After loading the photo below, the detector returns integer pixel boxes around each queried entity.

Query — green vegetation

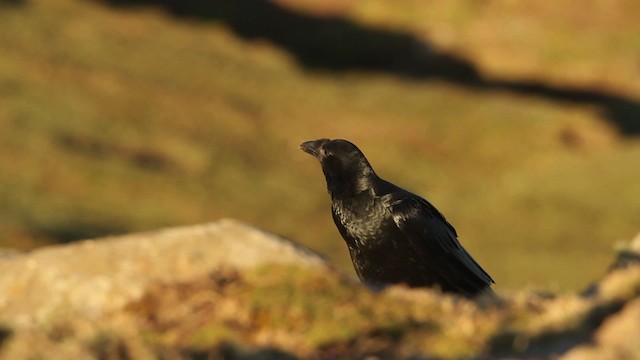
[1,0,639,292]
[5,258,640,359]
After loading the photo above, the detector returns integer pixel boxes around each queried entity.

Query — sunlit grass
[0,0,639,291]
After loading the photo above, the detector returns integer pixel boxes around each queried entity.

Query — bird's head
[300,139,377,197]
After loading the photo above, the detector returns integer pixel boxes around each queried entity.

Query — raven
[300,138,494,297]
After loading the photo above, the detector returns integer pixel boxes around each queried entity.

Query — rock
[560,299,640,360]
[610,231,640,270]
[0,221,638,360]
[0,219,328,328]
[595,299,640,354]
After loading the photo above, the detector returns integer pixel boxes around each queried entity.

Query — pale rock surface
[0,219,328,328]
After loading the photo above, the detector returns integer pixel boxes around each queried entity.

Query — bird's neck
[325,168,378,201]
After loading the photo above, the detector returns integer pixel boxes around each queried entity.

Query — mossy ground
[3,262,636,359]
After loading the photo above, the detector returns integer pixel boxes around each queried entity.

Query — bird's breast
[331,197,392,247]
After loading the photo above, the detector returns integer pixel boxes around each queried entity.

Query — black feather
[300,138,494,297]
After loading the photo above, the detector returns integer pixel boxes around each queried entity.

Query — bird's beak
[300,139,329,158]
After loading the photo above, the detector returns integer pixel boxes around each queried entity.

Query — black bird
[300,138,494,297]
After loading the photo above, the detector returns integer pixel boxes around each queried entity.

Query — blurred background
[1,0,639,292]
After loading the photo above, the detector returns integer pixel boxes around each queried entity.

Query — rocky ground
[0,219,638,359]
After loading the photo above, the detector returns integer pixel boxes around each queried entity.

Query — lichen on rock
[0,222,639,360]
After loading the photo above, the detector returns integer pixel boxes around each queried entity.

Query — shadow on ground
[31,221,131,243]
[91,0,639,135]
[0,0,27,6]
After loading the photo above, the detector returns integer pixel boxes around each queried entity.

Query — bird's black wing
[378,186,494,295]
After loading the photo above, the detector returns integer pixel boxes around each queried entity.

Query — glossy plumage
[300,138,494,297]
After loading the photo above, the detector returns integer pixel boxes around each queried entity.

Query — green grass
[0,0,639,291]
